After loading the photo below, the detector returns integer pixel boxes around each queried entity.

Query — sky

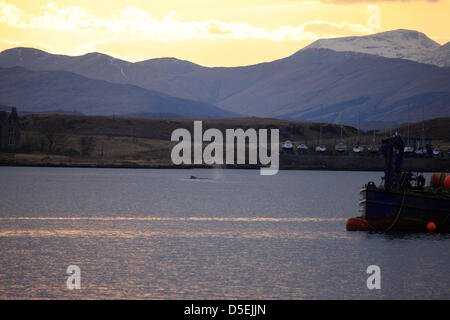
[0,0,449,67]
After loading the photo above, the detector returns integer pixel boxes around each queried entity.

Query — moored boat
[404,146,414,154]
[335,140,347,152]
[415,147,425,156]
[352,110,364,154]
[347,134,450,233]
[404,104,413,155]
[315,145,327,152]
[282,140,294,151]
[368,144,379,153]
[368,129,379,153]
[297,143,309,154]
[315,120,326,153]
[415,106,427,157]
[433,147,441,156]
[358,181,450,232]
[335,124,347,152]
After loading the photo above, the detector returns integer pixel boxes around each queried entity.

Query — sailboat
[415,106,426,156]
[315,145,326,153]
[282,140,294,151]
[297,143,309,153]
[315,124,327,152]
[352,110,364,153]
[368,106,379,153]
[415,147,425,156]
[368,130,379,153]
[335,124,347,152]
[404,104,414,154]
[315,108,327,152]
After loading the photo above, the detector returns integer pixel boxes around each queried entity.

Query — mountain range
[0,29,449,127]
[0,66,235,118]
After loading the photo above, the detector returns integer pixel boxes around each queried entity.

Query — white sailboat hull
[353,146,364,153]
[315,146,327,152]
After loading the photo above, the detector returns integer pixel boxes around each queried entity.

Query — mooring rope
[384,188,407,232]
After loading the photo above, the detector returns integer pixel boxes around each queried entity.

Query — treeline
[20,122,96,156]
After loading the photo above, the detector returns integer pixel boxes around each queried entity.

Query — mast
[389,107,393,136]
[319,106,323,146]
[372,106,376,145]
[319,123,322,145]
[357,109,361,145]
[407,103,410,147]
[421,105,425,149]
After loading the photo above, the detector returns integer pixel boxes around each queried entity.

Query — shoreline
[1,154,449,172]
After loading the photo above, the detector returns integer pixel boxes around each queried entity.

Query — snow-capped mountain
[304,29,450,67]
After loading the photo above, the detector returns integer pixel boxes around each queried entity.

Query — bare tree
[80,136,96,156]
[39,122,67,153]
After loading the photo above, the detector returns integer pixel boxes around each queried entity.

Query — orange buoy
[444,176,450,189]
[430,173,446,188]
[346,217,369,231]
[427,221,436,232]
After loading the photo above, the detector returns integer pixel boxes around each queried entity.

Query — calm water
[0,167,449,299]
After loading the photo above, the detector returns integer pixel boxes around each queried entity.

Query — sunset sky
[0,0,449,66]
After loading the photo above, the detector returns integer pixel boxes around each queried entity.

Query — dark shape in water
[189,175,210,180]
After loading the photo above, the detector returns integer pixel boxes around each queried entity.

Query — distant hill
[0,47,205,89]
[0,66,237,118]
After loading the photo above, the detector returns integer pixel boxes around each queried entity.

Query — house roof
[0,108,21,128]
[8,107,19,122]
[0,111,7,125]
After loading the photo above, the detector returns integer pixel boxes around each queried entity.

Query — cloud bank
[0,1,374,42]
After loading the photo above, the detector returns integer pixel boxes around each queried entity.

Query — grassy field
[1,114,449,169]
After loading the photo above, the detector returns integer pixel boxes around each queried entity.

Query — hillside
[0,66,236,118]
[17,113,450,148]
[389,117,450,142]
